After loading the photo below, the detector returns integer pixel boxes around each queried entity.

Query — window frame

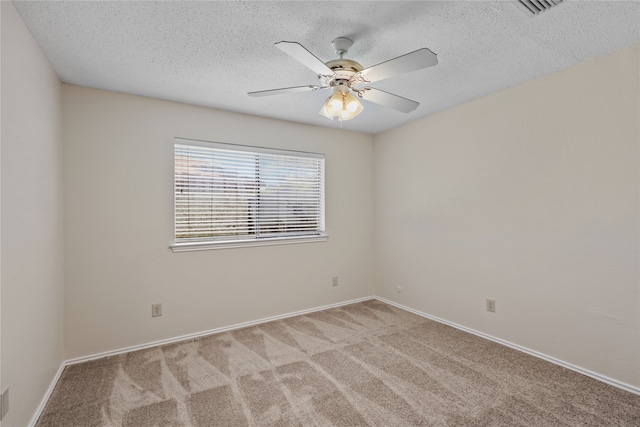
[170,138,328,252]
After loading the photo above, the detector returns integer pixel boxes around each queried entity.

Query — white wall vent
[515,0,564,17]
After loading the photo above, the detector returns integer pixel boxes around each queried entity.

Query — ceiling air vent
[515,0,564,17]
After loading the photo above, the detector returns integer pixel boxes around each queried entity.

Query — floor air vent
[515,0,564,17]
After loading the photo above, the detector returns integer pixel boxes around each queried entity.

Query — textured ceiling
[13,1,640,134]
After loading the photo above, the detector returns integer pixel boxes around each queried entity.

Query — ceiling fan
[248,37,438,121]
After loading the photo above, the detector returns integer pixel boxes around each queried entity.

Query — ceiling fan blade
[359,88,420,113]
[248,85,327,97]
[359,48,437,83]
[275,41,335,76]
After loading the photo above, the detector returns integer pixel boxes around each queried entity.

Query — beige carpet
[36,300,640,426]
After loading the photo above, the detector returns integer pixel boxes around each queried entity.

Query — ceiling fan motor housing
[319,59,363,86]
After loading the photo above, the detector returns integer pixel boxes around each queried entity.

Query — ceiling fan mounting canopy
[248,36,438,120]
[332,37,353,57]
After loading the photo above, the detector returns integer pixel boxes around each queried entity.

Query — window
[171,138,326,251]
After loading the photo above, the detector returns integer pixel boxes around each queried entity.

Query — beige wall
[62,85,375,359]
[0,4,3,426]
[374,44,640,387]
[0,3,3,426]
[1,2,65,426]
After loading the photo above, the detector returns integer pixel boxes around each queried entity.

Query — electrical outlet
[1,387,9,420]
[396,286,402,293]
[152,303,162,317]
[332,276,339,287]
[486,299,496,313]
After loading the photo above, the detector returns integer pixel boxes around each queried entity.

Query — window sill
[170,234,328,252]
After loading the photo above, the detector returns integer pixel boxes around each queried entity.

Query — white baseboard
[375,296,640,396]
[65,295,375,366]
[28,362,65,427]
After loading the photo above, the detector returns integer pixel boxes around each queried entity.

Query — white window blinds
[174,138,325,246]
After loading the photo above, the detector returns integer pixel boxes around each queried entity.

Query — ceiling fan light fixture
[346,98,360,113]
[340,92,363,120]
[319,89,363,121]
[328,93,344,113]
[319,91,345,119]
[319,103,334,120]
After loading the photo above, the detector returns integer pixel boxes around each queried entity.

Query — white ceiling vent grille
[515,0,564,17]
